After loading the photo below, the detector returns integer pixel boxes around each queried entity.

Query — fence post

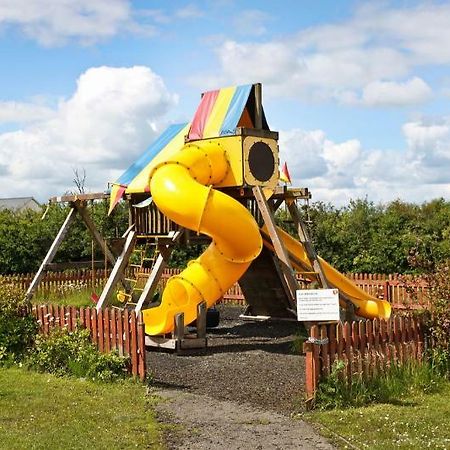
[137,312,147,381]
[304,325,320,408]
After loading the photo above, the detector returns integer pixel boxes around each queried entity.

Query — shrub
[28,327,130,382]
[407,259,450,377]
[0,279,37,363]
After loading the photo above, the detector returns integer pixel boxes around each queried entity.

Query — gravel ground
[147,304,335,449]
[147,304,307,414]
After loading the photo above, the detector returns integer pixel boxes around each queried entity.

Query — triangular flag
[108,184,126,215]
[279,161,292,184]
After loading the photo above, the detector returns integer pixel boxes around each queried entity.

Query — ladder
[118,241,159,307]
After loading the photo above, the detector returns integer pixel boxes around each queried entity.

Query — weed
[27,327,130,382]
[315,359,444,409]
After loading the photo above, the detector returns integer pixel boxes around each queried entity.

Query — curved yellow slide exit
[262,226,391,320]
[142,142,263,335]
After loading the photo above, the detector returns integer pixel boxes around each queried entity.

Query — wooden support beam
[50,192,109,203]
[287,201,356,320]
[73,201,116,266]
[96,231,136,311]
[253,186,298,308]
[134,231,182,314]
[287,201,329,289]
[271,197,284,213]
[26,207,77,300]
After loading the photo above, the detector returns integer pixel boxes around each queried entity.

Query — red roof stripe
[188,89,219,140]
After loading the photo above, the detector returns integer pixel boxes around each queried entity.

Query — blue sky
[0,0,449,204]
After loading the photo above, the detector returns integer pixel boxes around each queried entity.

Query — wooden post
[196,302,207,339]
[304,325,320,408]
[73,200,116,265]
[254,83,263,129]
[96,230,136,311]
[26,207,77,300]
[174,313,185,352]
[287,200,329,288]
[253,186,298,308]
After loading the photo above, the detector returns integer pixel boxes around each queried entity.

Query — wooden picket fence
[2,269,431,309]
[345,273,430,309]
[304,316,425,405]
[32,305,147,380]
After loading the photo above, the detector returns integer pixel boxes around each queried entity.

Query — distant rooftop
[0,197,41,212]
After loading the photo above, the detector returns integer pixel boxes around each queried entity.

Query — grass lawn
[0,367,163,449]
[308,382,450,449]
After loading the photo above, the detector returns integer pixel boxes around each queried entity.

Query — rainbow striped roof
[108,84,268,213]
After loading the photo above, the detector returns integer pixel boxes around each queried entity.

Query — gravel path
[147,304,335,449]
[153,388,334,450]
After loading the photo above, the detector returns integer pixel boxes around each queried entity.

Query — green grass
[0,367,163,449]
[308,381,450,449]
[33,289,94,307]
[32,287,126,308]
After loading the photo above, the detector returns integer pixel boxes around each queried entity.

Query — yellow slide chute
[142,142,262,335]
[262,226,391,320]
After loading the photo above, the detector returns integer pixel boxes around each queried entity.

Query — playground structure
[27,83,391,350]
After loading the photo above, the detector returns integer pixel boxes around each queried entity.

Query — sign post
[296,289,340,322]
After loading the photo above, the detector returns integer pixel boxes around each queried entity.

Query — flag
[108,184,126,215]
[279,161,292,184]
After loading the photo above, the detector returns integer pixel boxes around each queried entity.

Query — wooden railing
[32,305,147,380]
[3,270,430,309]
[304,316,425,405]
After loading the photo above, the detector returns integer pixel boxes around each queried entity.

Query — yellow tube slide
[262,226,391,320]
[142,142,262,335]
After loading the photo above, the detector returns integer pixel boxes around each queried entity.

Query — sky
[0,0,450,205]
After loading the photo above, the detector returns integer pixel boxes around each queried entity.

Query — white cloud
[0,101,55,124]
[279,119,450,205]
[0,66,177,200]
[361,77,432,106]
[0,0,155,46]
[195,3,450,105]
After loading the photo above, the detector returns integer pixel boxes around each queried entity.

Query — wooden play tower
[27,83,342,350]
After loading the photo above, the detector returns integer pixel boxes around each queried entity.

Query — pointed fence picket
[32,305,147,380]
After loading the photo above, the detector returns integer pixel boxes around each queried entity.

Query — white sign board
[296,289,340,322]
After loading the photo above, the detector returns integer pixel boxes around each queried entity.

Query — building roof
[0,197,41,212]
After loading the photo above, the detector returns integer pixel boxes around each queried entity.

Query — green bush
[28,327,130,382]
[424,261,450,378]
[0,279,37,363]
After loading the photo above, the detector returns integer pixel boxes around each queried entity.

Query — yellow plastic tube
[142,142,262,335]
[262,226,391,320]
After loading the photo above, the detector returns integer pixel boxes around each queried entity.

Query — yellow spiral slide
[142,141,263,335]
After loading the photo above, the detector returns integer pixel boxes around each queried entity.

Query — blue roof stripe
[219,84,252,136]
[115,123,188,186]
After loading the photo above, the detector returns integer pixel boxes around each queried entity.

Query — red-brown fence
[304,316,425,405]
[345,273,430,309]
[32,305,147,380]
[3,269,430,309]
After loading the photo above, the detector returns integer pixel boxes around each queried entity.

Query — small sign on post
[296,289,340,322]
